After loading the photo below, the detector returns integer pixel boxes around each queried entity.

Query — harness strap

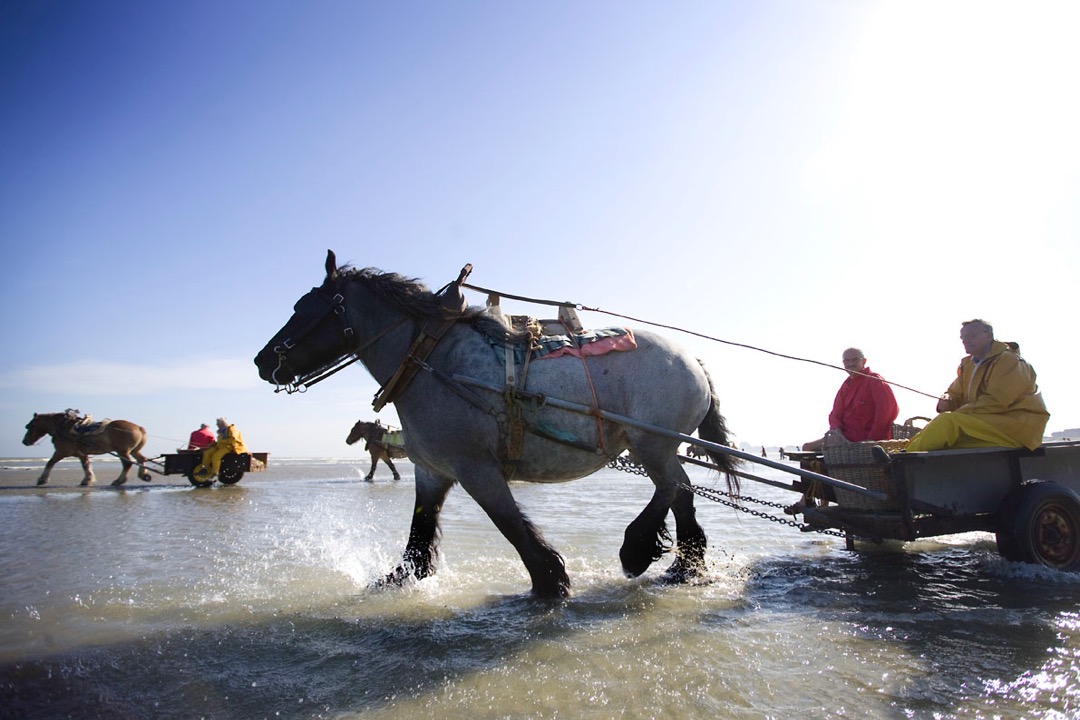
[372,264,473,411]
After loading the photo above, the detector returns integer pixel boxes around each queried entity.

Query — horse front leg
[36,451,66,486]
[364,451,377,482]
[381,465,454,587]
[459,468,570,599]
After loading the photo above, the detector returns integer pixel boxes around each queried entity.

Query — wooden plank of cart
[158,449,269,488]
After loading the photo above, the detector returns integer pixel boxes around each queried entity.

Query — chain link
[606,455,845,538]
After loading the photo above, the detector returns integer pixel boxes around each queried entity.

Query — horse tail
[696,361,740,494]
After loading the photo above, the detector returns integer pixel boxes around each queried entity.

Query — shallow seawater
[0,458,1076,719]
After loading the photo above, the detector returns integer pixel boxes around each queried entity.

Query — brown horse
[346,420,407,481]
[22,410,152,486]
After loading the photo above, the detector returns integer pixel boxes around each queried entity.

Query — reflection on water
[0,460,1076,719]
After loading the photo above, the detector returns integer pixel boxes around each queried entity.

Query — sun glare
[806,1,1079,257]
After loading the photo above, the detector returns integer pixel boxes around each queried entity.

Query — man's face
[960,324,993,359]
[842,352,866,377]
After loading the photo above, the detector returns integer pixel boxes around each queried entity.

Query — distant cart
[154,450,269,488]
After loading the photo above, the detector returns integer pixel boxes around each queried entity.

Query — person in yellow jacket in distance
[194,417,249,481]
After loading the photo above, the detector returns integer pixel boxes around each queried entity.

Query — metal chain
[606,456,845,538]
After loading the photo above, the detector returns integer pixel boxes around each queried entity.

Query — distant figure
[193,417,249,481]
[906,320,1049,452]
[802,348,899,451]
[187,423,215,450]
[761,446,767,458]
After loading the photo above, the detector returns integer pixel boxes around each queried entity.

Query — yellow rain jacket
[936,340,1049,450]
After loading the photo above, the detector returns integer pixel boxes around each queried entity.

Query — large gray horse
[255,250,737,598]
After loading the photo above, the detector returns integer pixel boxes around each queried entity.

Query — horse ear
[325,250,338,282]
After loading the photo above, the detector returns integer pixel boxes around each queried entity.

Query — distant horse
[23,410,152,486]
[255,250,738,598]
[346,419,408,481]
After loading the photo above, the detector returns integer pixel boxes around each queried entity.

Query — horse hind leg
[619,448,707,583]
[78,454,95,486]
[660,483,708,584]
[133,439,152,482]
[112,455,133,486]
[386,457,401,481]
[137,453,153,482]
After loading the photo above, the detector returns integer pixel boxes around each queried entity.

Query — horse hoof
[80,480,91,487]
[36,479,47,486]
[111,479,126,487]
[364,477,374,483]
[141,474,152,482]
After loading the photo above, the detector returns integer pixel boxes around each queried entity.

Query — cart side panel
[248,453,269,472]
[1019,442,1080,491]
[163,451,201,475]
[895,447,1020,514]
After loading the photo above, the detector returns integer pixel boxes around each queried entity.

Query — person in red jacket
[787,348,900,514]
[802,348,899,451]
[187,423,215,450]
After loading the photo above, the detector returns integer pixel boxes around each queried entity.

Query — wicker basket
[890,416,931,440]
[823,441,900,511]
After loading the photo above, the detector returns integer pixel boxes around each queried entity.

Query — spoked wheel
[1011,481,1080,571]
[218,453,247,485]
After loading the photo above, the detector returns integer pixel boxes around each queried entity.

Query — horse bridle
[271,284,411,394]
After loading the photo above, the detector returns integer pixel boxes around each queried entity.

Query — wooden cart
[159,449,269,488]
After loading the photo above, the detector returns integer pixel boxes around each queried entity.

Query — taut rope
[462,281,937,400]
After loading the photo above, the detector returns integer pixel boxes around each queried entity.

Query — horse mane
[335,266,532,344]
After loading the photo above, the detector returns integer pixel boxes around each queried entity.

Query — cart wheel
[187,464,215,489]
[218,453,246,485]
[1011,481,1080,571]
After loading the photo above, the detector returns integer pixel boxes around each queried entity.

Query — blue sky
[3,1,1078,459]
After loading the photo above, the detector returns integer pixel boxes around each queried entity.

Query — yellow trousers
[905,412,1023,452]
[200,444,234,475]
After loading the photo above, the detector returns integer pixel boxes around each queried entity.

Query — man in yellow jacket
[194,417,249,481]
[907,319,1049,452]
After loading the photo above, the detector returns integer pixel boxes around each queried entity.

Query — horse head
[22,413,54,446]
[346,420,376,446]
[254,250,363,392]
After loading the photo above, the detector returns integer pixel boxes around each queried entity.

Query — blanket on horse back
[64,410,110,438]
[496,315,637,364]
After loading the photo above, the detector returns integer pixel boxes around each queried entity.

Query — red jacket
[188,427,216,449]
[827,367,899,442]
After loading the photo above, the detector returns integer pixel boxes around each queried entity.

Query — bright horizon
[3,2,1078,459]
